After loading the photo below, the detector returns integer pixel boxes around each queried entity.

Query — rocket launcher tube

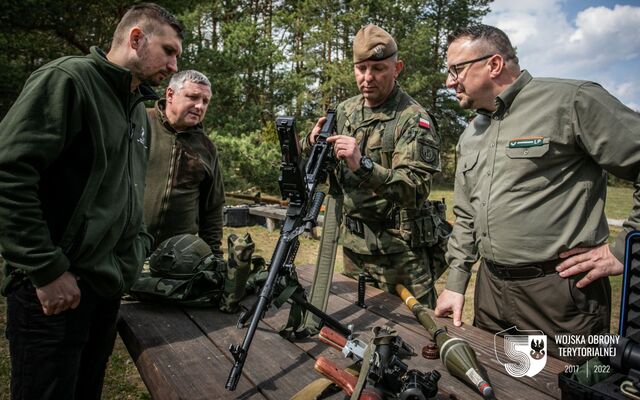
[395,284,495,399]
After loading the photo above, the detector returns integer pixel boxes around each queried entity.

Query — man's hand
[36,271,81,315]
[434,289,465,327]
[307,117,327,146]
[326,135,362,171]
[556,243,623,288]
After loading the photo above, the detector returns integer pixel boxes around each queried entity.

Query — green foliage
[213,130,281,193]
[0,0,493,182]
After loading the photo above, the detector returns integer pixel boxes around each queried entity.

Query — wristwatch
[356,156,374,178]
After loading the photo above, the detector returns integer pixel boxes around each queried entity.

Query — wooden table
[118,264,566,399]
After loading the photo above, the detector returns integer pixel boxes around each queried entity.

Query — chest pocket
[364,125,386,166]
[175,149,207,190]
[456,150,480,187]
[504,137,551,192]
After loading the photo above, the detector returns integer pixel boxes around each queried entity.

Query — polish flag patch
[419,117,431,129]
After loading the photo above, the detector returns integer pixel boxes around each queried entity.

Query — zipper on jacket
[124,90,157,233]
[155,140,179,241]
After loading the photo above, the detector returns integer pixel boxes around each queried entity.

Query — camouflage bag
[220,233,255,313]
[129,270,226,307]
[129,234,226,307]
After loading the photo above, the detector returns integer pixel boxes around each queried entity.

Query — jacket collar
[490,70,533,119]
[360,83,404,124]
[88,46,158,103]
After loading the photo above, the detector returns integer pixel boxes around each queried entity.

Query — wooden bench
[248,205,324,236]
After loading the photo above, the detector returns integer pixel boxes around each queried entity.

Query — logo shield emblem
[494,326,547,377]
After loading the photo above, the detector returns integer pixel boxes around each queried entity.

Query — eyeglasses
[447,54,494,81]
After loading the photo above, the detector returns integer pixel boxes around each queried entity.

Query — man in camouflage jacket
[303,24,442,306]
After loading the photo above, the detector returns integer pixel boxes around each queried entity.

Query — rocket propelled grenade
[396,284,495,399]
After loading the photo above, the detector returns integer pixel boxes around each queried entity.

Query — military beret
[353,24,397,64]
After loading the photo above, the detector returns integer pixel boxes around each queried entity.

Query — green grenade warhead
[396,284,494,399]
[149,234,214,279]
[220,233,255,313]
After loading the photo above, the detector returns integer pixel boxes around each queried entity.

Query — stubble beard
[131,43,164,87]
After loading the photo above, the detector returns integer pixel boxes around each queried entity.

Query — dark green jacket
[0,47,155,298]
[144,100,225,254]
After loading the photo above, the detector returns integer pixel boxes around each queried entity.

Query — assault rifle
[226,110,351,391]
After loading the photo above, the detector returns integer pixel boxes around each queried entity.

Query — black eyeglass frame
[447,54,494,80]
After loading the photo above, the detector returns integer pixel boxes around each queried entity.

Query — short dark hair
[448,24,519,64]
[112,3,184,45]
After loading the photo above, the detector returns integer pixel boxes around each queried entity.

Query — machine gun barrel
[396,284,495,399]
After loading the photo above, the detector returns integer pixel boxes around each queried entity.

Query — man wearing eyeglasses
[304,25,443,306]
[434,24,640,358]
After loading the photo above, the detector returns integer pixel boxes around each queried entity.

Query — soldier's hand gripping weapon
[226,110,351,391]
[396,284,495,399]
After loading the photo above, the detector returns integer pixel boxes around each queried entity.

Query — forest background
[0,0,495,192]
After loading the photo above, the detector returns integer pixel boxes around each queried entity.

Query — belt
[484,259,559,280]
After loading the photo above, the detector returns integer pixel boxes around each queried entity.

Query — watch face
[361,156,373,171]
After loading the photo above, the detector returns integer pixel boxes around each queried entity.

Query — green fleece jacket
[144,100,225,255]
[0,47,155,298]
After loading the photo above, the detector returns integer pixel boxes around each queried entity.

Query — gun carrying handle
[319,109,336,138]
[314,357,383,400]
[319,326,347,350]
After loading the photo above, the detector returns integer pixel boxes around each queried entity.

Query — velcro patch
[421,144,438,164]
[419,117,431,129]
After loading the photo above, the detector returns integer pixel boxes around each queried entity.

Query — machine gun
[316,326,441,399]
[226,111,350,391]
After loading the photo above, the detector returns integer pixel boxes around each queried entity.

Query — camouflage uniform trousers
[342,246,437,308]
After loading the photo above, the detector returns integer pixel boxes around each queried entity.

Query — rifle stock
[314,357,383,400]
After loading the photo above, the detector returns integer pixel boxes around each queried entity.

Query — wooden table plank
[118,302,265,400]
[188,307,322,400]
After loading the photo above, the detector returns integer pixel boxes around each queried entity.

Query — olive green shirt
[446,70,640,294]
[303,84,441,254]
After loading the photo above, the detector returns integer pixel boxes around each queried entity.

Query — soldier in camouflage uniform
[303,25,443,307]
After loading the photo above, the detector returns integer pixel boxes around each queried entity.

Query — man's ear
[166,87,174,103]
[488,54,504,78]
[394,59,405,78]
[129,27,144,50]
